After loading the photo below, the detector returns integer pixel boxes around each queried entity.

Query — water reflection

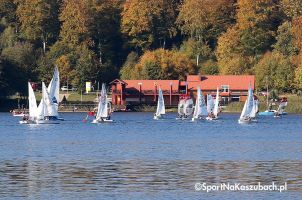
[0,160,301,198]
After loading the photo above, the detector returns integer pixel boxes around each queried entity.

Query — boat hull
[259,110,287,116]
[19,119,60,124]
[153,115,161,120]
[92,119,114,123]
[238,118,251,124]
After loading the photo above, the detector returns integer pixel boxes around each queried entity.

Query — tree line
[1,0,302,98]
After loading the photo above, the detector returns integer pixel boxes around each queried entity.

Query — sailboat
[154,87,165,120]
[19,82,38,124]
[238,86,254,124]
[92,83,113,123]
[250,99,259,120]
[192,87,207,121]
[176,96,193,120]
[47,66,64,120]
[20,82,60,124]
[206,88,220,120]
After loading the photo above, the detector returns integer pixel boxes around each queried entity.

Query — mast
[266,76,269,110]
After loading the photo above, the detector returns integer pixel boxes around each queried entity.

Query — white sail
[155,87,165,116]
[240,86,254,119]
[207,94,214,113]
[96,84,108,119]
[28,82,37,118]
[213,87,220,117]
[42,82,58,117]
[184,98,194,116]
[192,87,207,119]
[47,66,60,105]
[178,99,185,115]
[250,99,258,118]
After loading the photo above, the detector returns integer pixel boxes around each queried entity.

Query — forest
[1,0,302,97]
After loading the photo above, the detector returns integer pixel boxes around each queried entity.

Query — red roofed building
[110,75,255,106]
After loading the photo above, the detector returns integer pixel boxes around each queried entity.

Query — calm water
[0,112,301,200]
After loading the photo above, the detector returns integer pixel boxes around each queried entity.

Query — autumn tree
[236,0,282,57]
[177,0,236,45]
[281,0,302,19]
[15,0,60,52]
[134,49,196,80]
[121,0,178,51]
[59,0,93,47]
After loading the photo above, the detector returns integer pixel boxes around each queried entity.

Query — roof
[187,75,255,90]
[122,80,180,91]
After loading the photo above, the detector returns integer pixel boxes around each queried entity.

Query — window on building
[221,85,229,92]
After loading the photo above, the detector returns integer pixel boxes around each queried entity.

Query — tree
[120,51,139,79]
[281,0,302,19]
[236,0,282,57]
[134,49,196,80]
[1,42,37,77]
[0,0,17,25]
[180,38,212,66]
[177,0,236,45]
[121,0,178,51]
[216,25,252,74]
[15,0,60,51]
[59,0,93,47]
[292,16,302,51]
[74,45,100,90]
[255,52,294,91]
[273,21,299,56]
[91,0,123,66]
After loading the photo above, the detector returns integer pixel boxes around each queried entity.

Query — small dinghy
[176,96,193,120]
[47,66,64,121]
[238,86,255,124]
[92,84,113,123]
[153,87,165,120]
[206,87,220,121]
[192,87,207,121]
[20,82,60,124]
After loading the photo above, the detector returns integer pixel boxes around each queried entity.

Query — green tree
[1,42,37,77]
[0,0,17,25]
[281,0,302,19]
[15,0,60,51]
[255,52,294,91]
[273,21,299,56]
[180,38,212,67]
[121,0,178,51]
[120,51,139,79]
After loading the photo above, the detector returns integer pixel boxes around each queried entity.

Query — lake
[0,112,301,199]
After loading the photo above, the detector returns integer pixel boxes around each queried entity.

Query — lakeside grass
[224,95,302,113]
[6,92,302,113]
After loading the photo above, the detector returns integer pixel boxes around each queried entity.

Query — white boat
[206,87,220,121]
[250,99,259,120]
[47,66,64,121]
[20,82,60,124]
[176,97,193,120]
[92,83,113,123]
[192,87,207,121]
[153,87,165,120]
[238,86,254,124]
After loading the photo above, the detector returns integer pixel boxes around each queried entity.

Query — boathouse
[110,75,255,106]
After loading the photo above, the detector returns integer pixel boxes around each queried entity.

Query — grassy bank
[224,95,302,113]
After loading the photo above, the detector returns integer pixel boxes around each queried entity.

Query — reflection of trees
[0,160,301,198]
